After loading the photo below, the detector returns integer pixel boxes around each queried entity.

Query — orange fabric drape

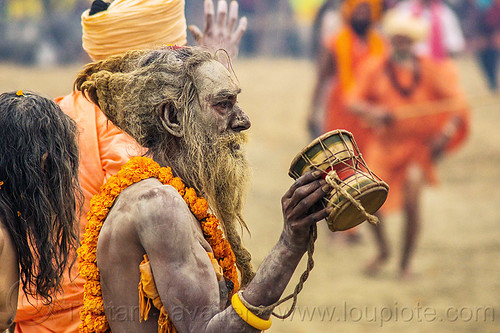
[323,25,387,152]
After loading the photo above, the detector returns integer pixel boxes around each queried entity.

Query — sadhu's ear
[159,101,182,137]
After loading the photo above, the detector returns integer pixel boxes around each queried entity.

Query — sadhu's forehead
[195,60,240,97]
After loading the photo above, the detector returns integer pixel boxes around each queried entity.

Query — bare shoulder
[0,218,18,269]
[0,218,14,263]
[111,178,196,241]
[125,178,189,217]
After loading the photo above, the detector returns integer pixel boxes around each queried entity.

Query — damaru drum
[289,130,389,231]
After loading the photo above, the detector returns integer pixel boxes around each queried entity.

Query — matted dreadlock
[75,46,255,286]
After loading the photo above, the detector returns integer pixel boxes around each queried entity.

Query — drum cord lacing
[246,133,379,320]
[324,171,380,226]
[239,224,317,320]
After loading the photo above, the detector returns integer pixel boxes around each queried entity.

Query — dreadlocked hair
[75,46,256,286]
[0,91,82,304]
[75,47,212,153]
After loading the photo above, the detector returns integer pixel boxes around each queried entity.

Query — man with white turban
[347,8,469,278]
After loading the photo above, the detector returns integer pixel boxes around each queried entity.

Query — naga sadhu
[73,46,387,333]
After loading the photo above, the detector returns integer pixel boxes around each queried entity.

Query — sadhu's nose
[230,108,251,132]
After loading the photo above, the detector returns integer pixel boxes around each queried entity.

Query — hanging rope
[239,224,318,319]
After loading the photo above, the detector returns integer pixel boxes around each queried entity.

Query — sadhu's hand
[188,0,247,59]
[365,107,395,128]
[281,170,332,249]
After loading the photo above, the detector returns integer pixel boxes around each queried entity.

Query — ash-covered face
[174,60,251,231]
[194,60,251,153]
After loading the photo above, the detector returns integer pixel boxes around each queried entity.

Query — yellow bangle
[231,292,272,331]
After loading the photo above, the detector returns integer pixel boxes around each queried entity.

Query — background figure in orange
[309,0,386,148]
[309,0,386,243]
[347,8,470,278]
[14,1,247,332]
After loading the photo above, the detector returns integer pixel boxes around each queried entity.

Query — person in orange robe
[14,1,248,332]
[347,8,470,278]
[309,0,386,243]
[309,0,386,151]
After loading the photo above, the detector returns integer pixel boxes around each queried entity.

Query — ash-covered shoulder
[122,178,192,227]
[120,179,197,247]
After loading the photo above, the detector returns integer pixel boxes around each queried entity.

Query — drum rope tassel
[324,170,380,226]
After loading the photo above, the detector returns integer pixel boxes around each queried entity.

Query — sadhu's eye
[216,101,232,109]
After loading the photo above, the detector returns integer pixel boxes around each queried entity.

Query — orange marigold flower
[93,315,110,333]
[169,177,185,195]
[192,198,209,219]
[183,187,197,206]
[78,156,240,332]
[84,280,102,297]
[158,167,173,183]
[83,297,104,314]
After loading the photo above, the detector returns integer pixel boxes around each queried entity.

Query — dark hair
[0,91,82,304]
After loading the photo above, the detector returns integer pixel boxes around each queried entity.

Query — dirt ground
[0,56,499,332]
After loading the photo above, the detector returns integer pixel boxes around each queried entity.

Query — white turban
[382,8,429,42]
[82,0,187,61]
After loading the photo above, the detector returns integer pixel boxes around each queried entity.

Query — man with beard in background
[74,46,332,332]
[308,0,386,148]
[308,0,386,243]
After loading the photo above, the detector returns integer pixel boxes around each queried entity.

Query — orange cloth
[347,56,469,212]
[15,91,141,333]
[341,0,383,21]
[82,0,187,61]
[137,253,222,333]
[138,255,177,333]
[324,25,387,152]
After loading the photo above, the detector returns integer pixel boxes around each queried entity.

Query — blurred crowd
[1,0,499,92]
[308,0,471,277]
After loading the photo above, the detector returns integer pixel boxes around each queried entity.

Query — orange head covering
[341,0,383,22]
[82,0,187,61]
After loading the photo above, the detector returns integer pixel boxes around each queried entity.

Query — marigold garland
[77,156,240,333]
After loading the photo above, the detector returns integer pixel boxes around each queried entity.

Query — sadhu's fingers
[290,183,330,218]
[188,25,203,43]
[204,0,215,33]
[288,179,327,210]
[306,205,332,225]
[232,17,247,45]
[227,1,239,32]
[216,0,228,32]
[283,170,323,200]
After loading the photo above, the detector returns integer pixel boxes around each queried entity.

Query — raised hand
[188,0,248,59]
